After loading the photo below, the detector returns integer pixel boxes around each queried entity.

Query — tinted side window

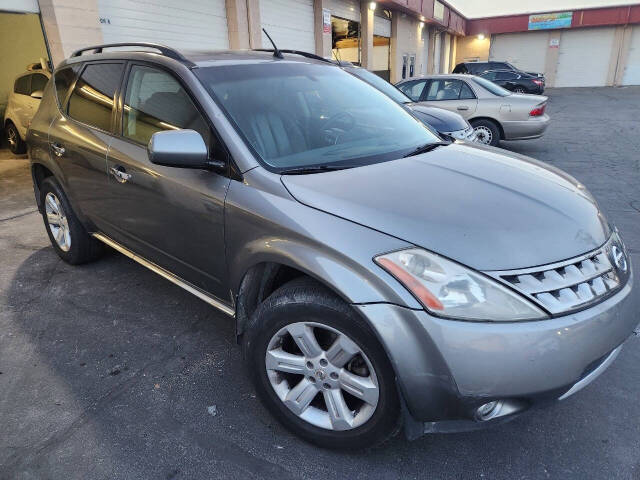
[397,80,426,101]
[459,82,476,99]
[496,72,516,80]
[30,74,48,94]
[426,79,463,101]
[67,63,124,131]
[491,62,509,70]
[54,66,80,108]
[122,65,211,146]
[14,75,30,95]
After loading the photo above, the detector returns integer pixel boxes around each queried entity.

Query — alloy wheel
[265,321,379,431]
[45,192,71,252]
[7,126,17,149]
[474,126,493,145]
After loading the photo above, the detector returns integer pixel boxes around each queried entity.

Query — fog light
[476,400,503,421]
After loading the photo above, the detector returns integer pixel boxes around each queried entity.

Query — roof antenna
[262,28,283,59]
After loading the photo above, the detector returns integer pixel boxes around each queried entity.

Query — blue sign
[528,12,573,30]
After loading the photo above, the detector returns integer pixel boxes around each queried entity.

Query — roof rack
[253,49,335,64]
[70,42,194,66]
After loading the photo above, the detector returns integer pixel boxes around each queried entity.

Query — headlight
[375,248,547,321]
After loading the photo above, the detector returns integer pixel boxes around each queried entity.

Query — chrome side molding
[92,233,235,317]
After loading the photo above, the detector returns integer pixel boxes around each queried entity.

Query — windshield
[346,67,412,104]
[471,76,512,97]
[195,62,439,171]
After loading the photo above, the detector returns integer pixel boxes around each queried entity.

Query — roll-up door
[555,27,615,87]
[622,26,640,86]
[329,0,360,22]
[373,14,391,80]
[98,0,229,50]
[2,0,39,13]
[489,31,549,74]
[260,0,315,52]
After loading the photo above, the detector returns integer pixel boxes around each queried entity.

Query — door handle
[457,106,469,111]
[51,143,65,157]
[110,166,132,183]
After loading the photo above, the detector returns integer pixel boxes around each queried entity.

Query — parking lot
[1,86,639,479]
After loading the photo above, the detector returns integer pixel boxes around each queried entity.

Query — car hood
[281,143,609,271]
[406,104,469,132]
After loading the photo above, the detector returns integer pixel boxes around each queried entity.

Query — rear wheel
[5,122,26,154]
[243,278,400,449]
[471,119,500,146]
[40,177,104,264]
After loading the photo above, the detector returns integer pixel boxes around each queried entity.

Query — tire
[471,119,501,146]
[40,176,104,264]
[5,122,26,154]
[243,277,400,449]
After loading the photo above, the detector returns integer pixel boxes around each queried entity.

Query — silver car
[27,44,637,449]
[396,74,550,146]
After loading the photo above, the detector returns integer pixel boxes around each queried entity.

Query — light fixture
[477,33,485,40]
[369,1,376,10]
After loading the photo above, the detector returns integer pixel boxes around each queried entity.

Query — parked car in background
[453,61,545,82]
[341,64,476,142]
[479,69,545,94]
[396,74,549,146]
[4,60,50,154]
[27,44,637,450]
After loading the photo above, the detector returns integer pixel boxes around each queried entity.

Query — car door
[419,79,478,119]
[49,62,124,225]
[495,71,518,90]
[101,63,231,299]
[396,80,428,102]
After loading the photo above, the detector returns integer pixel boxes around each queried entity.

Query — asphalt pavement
[1,86,639,479]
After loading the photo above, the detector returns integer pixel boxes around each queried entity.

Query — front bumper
[502,114,550,140]
[355,274,638,437]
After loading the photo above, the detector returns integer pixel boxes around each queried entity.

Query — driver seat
[245,108,308,160]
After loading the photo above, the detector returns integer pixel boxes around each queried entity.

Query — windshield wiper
[402,141,450,158]
[279,164,356,175]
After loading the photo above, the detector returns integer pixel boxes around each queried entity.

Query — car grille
[486,237,626,315]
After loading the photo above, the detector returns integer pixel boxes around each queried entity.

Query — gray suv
[27,43,637,449]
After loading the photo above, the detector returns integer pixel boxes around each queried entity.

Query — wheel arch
[469,116,504,140]
[31,162,55,212]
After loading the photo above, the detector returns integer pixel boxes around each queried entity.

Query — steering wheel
[321,111,356,144]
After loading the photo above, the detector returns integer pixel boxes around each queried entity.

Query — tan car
[395,74,550,146]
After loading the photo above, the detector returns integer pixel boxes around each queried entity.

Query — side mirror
[148,129,224,171]
[31,90,43,99]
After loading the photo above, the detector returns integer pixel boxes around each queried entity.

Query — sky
[448,0,639,19]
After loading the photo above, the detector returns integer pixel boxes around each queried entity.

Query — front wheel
[243,278,400,449]
[471,119,501,146]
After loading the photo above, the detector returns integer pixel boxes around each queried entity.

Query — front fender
[224,169,421,309]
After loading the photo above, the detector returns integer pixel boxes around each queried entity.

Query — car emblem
[611,245,628,273]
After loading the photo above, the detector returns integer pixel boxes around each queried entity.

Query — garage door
[98,0,229,50]
[1,0,38,13]
[622,26,640,86]
[260,0,315,52]
[555,28,615,87]
[329,0,361,22]
[490,31,549,74]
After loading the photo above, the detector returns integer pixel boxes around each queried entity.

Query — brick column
[360,1,374,69]
[543,31,561,88]
[226,0,250,49]
[314,0,332,58]
[39,0,103,67]
[246,0,262,49]
[389,13,400,82]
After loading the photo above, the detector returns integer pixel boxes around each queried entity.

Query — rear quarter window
[14,75,30,95]
[54,65,81,108]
